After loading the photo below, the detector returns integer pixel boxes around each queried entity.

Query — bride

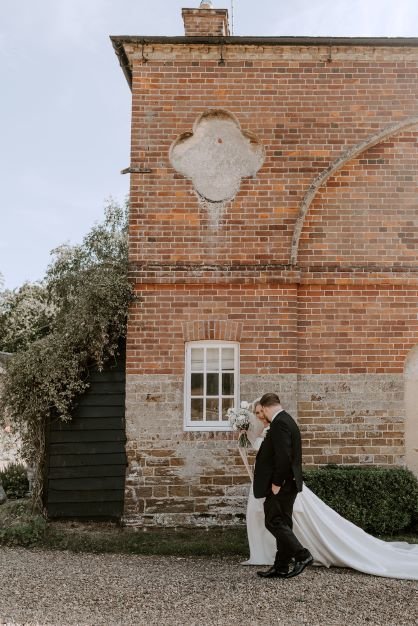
[242,400,418,581]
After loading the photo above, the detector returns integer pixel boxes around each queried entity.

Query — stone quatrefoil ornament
[169,110,265,226]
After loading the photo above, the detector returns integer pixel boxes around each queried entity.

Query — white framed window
[184,341,239,431]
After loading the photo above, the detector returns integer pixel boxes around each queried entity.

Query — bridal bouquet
[226,401,252,448]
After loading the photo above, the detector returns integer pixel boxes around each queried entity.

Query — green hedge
[303,466,418,535]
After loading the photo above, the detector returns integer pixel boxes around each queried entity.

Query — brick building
[111,2,418,527]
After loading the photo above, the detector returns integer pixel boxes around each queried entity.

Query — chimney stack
[182,2,230,37]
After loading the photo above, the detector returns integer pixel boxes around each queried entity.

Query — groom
[253,392,313,579]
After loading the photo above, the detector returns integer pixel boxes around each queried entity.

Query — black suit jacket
[253,410,303,498]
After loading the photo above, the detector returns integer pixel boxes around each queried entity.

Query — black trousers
[263,482,309,567]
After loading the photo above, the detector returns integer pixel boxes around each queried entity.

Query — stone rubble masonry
[113,6,418,526]
[298,374,405,468]
[124,374,297,527]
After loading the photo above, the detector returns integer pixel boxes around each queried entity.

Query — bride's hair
[247,397,265,442]
[250,397,262,413]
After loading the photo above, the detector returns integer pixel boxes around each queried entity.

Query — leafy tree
[0,282,55,353]
[0,199,132,506]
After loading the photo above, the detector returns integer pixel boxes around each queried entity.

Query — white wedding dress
[243,435,418,581]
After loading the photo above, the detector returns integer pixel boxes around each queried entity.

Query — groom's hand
[271,483,280,495]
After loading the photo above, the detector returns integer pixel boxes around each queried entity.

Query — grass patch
[46,522,249,557]
[0,499,417,556]
[0,499,248,556]
[0,499,47,547]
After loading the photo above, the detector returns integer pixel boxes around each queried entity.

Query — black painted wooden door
[45,354,127,519]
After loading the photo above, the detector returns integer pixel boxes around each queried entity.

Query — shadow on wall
[405,345,418,477]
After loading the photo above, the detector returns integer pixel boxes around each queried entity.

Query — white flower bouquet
[226,401,252,447]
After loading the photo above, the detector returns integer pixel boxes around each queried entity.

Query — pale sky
[1,0,418,289]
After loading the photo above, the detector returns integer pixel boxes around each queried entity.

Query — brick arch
[182,320,242,342]
[291,115,418,266]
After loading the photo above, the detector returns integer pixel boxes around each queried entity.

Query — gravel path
[0,547,416,626]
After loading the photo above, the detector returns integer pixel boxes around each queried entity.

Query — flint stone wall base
[123,372,407,526]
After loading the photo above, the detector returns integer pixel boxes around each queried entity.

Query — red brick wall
[119,37,418,524]
[127,284,298,375]
[299,131,418,268]
[298,284,418,374]
[182,8,229,37]
[129,54,418,269]
[128,46,418,374]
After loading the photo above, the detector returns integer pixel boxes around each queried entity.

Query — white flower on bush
[240,400,250,409]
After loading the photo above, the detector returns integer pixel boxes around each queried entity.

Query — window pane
[191,373,204,396]
[206,373,219,396]
[222,372,234,395]
[186,343,238,429]
[191,348,204,372]
[191,398,204,421]
[222,397,234,417]
[206,348,219,371]
[222,348,235,370]
[206,398,219,421]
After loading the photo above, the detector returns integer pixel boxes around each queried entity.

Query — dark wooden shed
[44,351,127,520]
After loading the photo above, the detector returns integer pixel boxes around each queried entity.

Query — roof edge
[110,34,418,47]
[110,34,418,90]
[110,37,133,89]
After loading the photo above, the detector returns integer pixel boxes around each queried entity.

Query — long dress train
[243,436,418,580]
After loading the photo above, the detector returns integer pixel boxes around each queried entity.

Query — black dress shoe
[257,565,288,578]
[284,554,313,579]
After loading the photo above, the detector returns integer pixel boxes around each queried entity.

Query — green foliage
[0,499,47,547]
[304,466,418,535]
[0,462,29,499]
[45,525,250,556]
[0,500,249,554]
[0,499,417,554]
[46,200,131,366]
[0,199,133,505]
[0,282,55,352]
